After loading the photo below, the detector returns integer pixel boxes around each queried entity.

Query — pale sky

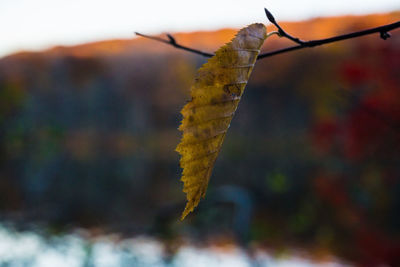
[1,0,399,58]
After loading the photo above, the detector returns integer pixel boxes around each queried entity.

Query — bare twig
[134,32,213,57]
[258,9,400,59]
[135,8,400,60]
[263,8,306,45]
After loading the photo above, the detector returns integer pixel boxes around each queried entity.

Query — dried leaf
[176,23,267,220]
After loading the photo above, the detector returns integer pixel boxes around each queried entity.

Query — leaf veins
[176,23,267,220]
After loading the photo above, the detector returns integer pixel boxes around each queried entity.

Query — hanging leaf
[176,23,268,220]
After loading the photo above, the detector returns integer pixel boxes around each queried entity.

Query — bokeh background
[1,1,400,266]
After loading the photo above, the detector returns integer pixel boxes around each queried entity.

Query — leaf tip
[180,203,193,221]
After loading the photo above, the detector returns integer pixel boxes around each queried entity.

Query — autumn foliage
[0,12,399,265]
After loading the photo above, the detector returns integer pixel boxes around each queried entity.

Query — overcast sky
[1,0,399,57]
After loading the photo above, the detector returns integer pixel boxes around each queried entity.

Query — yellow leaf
[176,23,267,220]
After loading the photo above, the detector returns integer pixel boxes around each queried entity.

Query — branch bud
[264,8,276,24]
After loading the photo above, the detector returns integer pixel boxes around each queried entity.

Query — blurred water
[0,224,348,267]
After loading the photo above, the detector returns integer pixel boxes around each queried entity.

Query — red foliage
[340,61,371,86]
[311,119,339,154]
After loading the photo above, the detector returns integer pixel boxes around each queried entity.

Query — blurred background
[1,1,400,266]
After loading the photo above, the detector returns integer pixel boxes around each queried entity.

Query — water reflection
[0,225,347,267]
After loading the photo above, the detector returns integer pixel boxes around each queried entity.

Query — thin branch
[263,8,305,45]
[135,9,400,60]
[134,32,213,57]
[258,10,400,59]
